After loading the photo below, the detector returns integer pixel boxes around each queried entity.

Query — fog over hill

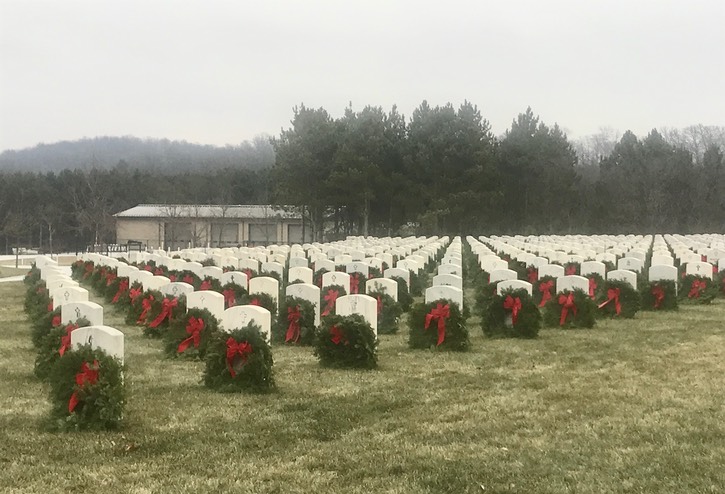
[0,135,276,172]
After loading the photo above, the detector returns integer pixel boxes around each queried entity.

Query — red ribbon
[200,280,212,291]
[565,265,577,276]
[598,288,621,315]
[47,302,53,312]
[144,265,152,272]
[177,317,204,353]
[183,274,195,285]
[527,268,539,283]
[225,338,252,377]
[105,272,117,286]
[688,279,707,298]
[558,293,578,325]
[285,306,302,343]
[112,279,129,304]
[376,295,383,315]
[503,296,522,325]
[52,314,61,327]
[68,360,99,413]
[223,289,236,308]
[83,264,94,279]
[701,255,707,262]
[651,284,665,309]
[330,325,347,345]
[425,303,450,346]
[350,273,360,294]
[137,295,155,324]
[154,268,164,276]
[249,298,260,306]
[169,274,177,282]
[242,268,254,282]
[322,289,339,316]
[588,277,597,299]
[129,288,142,303]
[538,281,554,307]
[149,297,178,328]
[58,323,79,356]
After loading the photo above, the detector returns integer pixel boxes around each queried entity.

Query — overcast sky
[1,0,723,152]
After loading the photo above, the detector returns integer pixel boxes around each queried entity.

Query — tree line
[0,102,723,253]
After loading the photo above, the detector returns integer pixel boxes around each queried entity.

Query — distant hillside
[0,135,276,172]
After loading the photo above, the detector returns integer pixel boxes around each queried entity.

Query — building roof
[114,204,300,220]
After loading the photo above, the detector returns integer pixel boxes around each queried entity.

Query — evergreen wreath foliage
[32,306,62,348]
[260,270,282,284]
[203,323,275,393]
[348,271,367,294]
[25,280,49,319]
[564,262,580,276]
[389,276,413,312]
[199,276,222,293]
[473,281,498,318]
[163,308,220,359]
[641,280,679,311]
[143,294,187,338]
[368,266,382,279]
[240,292,276,316]
[123,282,147,324]
[24,265,41,286]
[314,268,329,288]
[314,314,378,369]
[717,270,725,297]
[367,290,403,335]
[409,271,426,296]
[70,260,85,280]
[46,344,125,431]
[275,296,317,345]
[542,288,597,329]
[679,275,718,304]
[320,284,347,317]
[408,299,469,351]
[585,273,606,300]
[596,279,641,319]
[482,288,541,339]
[221,282,248,309]
[34,317,91,379]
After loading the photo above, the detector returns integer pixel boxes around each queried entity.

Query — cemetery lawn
[1,282,724,494]
[0,265,28,278]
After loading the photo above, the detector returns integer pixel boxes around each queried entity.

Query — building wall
[116,219,161,248]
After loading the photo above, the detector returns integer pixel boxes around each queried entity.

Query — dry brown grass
[0,280,723,493]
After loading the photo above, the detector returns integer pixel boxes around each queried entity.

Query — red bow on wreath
[539,281,554,307]
[651,284,665,309]
[137,295,155,324]
[330,325,348,345]
[68,360,99,413]
[565,265,577,276]
[183,274,195,285]
[350,274,360,294]
[169,274,177,282]
[149,297,178,328]
[503,295,522,325]
[105,272,117,286]
[58,323,79,356]
[223,289,236,308]
[200,280,212,291]
[112,279,129,304]
[598,288,621,315]
[225,338,252,377]
[558,293,577,326]
[376,296,383,315]
[129,287,142,303]
[588,277,597,299]
[527,268,539,283]
[285,306,302,343]
[249,298,260,306]
[154,268,164,276]
[688,279,707,298]
[83,264,94,279]
[322,289,339,317]
[177,317,204,353]
[425,303,450,346]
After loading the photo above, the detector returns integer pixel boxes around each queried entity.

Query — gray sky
[1,0,723,152]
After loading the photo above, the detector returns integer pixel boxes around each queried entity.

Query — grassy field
[1,281,724,493]
[0,265,29,278]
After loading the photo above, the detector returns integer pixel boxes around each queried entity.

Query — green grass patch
[0,281,724,493]
[0,265,29,278]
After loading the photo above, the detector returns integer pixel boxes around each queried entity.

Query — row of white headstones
[33,235,459,365]
[467,233,725,298]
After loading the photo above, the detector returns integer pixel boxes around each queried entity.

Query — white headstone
[365,277,399,302]
[580,261,606,278]
[289,257,309,269]
[220,271,248,289]
[322,271,351,292]
[489,269,518,283]
[186,291,225,321]
[607,269,637,288]
[496,280,533,296]
[539,264,565,279]
[222,305,272,343]
[50,286,89,310]
[288,266,314,285]
[158,282,195,298]
[335,294,378,336]
[383,267,410,287]
[685,261,713,280]
[431,274,463,290]
[142,275,171,291]
[617,257,643,273]
[556,275,589,294]
[425,285,463,308]
[61,301,103,327]
[285,283,321,326]
[71,325,125,364]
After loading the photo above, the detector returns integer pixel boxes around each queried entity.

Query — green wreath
[409,271,427,296]
[482,288,541,339]
[585,273,606,300]
[367,290,403,335]
[47,344,125,431]
[314,268,329,288]
[408,299,469,351]
[717,271,725,297]
[25,280,50,321]
[348,272,367,295]
[69,260,84,280]
[641,280,678,311]
[241,292,276,317]
[143,294,187,338]
[123,282,148,324]
[199,276,223,293]
[564,262,580,276]
[596,279,641,319]
[320,284,347,318]
[24,265,41,286]
[34,317,91,379]
[221,282,248,309]
[679,275,718,304]
[473,281,498,319]
[163,308,220,359]
[388,276,413,312]
[31,306,62,348]
[542,288,597,329]
[275,296,317,345]
[314,314,378,369]
[203,323,275,393]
